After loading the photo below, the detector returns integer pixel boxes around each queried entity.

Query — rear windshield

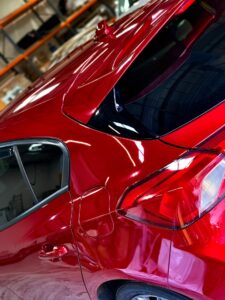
[89,2,225,139]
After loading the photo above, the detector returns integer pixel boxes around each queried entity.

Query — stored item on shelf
[0,74,31,111]
[17,30,39,50]
[42,26,96,72]
[66,0,88,13]
[0,0,98,78]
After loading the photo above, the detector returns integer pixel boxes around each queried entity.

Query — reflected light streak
[135,141,145,163]
[108,125,120,135]
[49,214,57,221]
[152,9,164,21]
[116,54,133,71]
[166,157,194,171]
[65,140,91,147]
[82,187,103,199]
[116,24,137,38]
[14,79,58,112]
[112,136,136,167]
[131,170,140,177]
[114,122,138,133]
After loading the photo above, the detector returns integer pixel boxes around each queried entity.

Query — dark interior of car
[0,144,62,224]
[90,1,225,138]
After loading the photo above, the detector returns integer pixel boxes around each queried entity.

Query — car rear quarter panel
[1,88,225,299]
[169,198,225,300]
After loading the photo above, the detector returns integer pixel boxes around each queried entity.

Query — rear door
[0,139,88,300]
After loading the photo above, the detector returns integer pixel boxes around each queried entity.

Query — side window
[18,143,64,201]
[0,140,69,229]
[0,147,35,225]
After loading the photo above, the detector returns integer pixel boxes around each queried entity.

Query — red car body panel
[0,98,185,299]
[0,191,88,299]
[0,1,225,300]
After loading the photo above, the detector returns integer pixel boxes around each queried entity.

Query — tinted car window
[0,140,69,229]
[89,3,225,139]
[0,147,35,224]
[18,143,64,201]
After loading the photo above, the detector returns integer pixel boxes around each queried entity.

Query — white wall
[0,0,25,19]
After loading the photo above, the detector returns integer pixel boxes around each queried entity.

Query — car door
[0,139,88,300]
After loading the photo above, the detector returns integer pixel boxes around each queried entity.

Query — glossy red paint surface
[0,1,225,300]
[0,192,88,299]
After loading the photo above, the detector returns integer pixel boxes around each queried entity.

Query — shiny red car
[1,0,225,299]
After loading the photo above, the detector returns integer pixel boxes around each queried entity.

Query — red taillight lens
[118,151,225,229]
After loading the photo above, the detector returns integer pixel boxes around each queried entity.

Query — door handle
[39,245,68,260]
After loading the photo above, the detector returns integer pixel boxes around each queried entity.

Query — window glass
[18,143,64,201]
[89,3,225,139]
[0,141,68,228]
[0,147,35,225]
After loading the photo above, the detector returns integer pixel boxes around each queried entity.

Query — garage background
[0,0,119,111]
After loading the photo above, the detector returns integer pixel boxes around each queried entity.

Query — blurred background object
[0,0,148,111]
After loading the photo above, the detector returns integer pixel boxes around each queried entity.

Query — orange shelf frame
[0,0,97,78]
[0,0,43,28]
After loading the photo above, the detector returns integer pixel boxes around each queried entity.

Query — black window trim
[0,138,70,232]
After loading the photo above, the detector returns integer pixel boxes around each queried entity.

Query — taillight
[118,151,225,229]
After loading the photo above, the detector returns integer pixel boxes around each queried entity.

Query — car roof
[0,0,195,124]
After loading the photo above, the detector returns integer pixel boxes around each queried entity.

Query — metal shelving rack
[0,0,97,78]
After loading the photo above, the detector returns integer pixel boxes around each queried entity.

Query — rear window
[89,2,225,139]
